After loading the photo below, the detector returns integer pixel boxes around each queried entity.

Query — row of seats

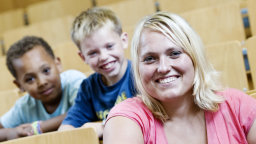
[0,1,253,53]
[0,0,131,37]
[0,8,25,41]
[0,127,99,144]
[1,0,255,40]
[247,89,256,98]
[247,0,256,36]
[25,0,93,24]
[0,0,93,51]
[206,41,248,91]
[157,0,239,13]
[2,15,74,52]
[0,89,20,116]
[246,36,256,89]
[0,0,46,13]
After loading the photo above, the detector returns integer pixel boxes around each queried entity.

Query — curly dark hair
[6,36,55,78]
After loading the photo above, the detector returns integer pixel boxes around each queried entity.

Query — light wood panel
[12,0,47,10]
[0,8,25,55]
[247,0,256,36]
[0,89,20,116]
[96,0,127,6]
[2,25,39,51]
[0,56,16,90]
[3,15,74,52]
[0,8,25,38]
[181,2,245,45]
[1,39,4,55]
[103,0,156,26]
[0,0,15,13]
[249,92,256,98]
[0,127,99,144]
[59,0,92,17]
[53,41,93,76]
[246,89,256,98]
[157,0,237,14]
[206,41,248,91]
[246,36,256,89]
[0,0,57,14]
[26,0,65,24]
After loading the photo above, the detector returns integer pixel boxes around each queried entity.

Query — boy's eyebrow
[21,73,35,81]
[104,42,114,46]
[23,73,33,77]
[86,49,96,54]
[39,64,50,70]
[21,64,50,80]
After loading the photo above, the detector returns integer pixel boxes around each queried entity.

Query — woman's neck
[161,91,201,121]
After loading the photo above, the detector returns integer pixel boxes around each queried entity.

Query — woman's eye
[170,51,182,58]
[143,56,155,63]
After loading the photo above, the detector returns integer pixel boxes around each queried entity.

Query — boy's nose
[157,57,170,73]
[99,52,108,62]
[37,76,47,87]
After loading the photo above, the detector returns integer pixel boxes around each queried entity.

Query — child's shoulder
[15,93,38,109]
[60,69,86,78]
[60,70,86,83]
[79,72,99,86]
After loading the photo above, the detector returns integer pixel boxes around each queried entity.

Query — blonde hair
[71,7,122,50]
[131,11,224,121]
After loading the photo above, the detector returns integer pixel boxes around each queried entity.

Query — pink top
[106,88,256,144]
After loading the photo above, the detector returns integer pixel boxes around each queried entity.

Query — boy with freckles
[0,36,85,141]
[58,7,136,138]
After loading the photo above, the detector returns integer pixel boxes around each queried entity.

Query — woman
[103,11,256,144]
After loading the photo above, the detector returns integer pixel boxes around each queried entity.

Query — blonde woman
[103,11,256,144]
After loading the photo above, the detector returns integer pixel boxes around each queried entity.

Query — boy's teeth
[103,62,114,69]
[159,77,177,84]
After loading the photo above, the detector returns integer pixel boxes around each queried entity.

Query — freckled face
[13,46,62,105]
[138,29,195,102]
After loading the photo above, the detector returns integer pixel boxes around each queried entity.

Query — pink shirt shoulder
[206,88,256,144]
[106,97,167,144]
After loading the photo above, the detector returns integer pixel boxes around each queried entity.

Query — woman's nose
[157,56,170,73]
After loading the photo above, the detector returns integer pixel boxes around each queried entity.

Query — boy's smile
[12,46,62,113]
[100,61,116,71]
[79,21,128,86]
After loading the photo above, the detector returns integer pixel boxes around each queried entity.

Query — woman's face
[138,29,195,102]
